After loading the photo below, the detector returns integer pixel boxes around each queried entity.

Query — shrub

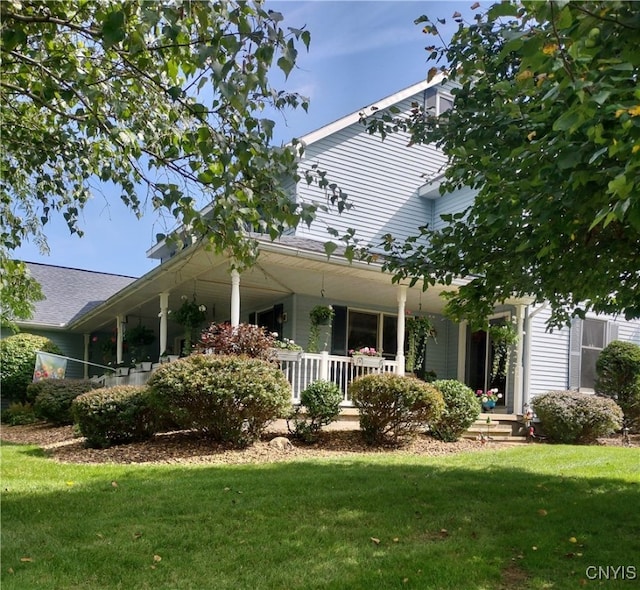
[1,402,38,425]
[289,380,343,443]
[72,385,157,448]
[0,333,63,403]
[430,380,481,442]
[29,379,102,425]
[350,373,444,445]
[595,340,640,430]
[148,354,291,446]
[531,391,623,444]
[195,322,277,360]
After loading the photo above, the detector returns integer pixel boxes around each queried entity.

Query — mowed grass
[1,442,639,590]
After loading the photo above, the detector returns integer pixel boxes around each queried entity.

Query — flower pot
[352,355,384,369]
[116,367,130,377]
[482,400,496,411]
[275,350,302,362]
[136,362,153,372]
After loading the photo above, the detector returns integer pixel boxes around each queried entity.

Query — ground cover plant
[2,437,638,590]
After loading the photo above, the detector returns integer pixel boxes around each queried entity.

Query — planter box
[352,355,384,369]
[116,367,130,377]
[275,350,303,362]
[136,362,153,372]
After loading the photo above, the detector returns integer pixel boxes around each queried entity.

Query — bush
[72,385,157,448]
[29,379,102,425]
[196,322,277,360]
[0,333,63,403]
[430,380,480,442]
[289,380,343,443]
[148,354,291,447]
[1,402,38,425]
[595,340,640,430]
[531,391,623,444]
[350,373,444,445]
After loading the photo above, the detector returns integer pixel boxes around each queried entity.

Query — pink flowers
[476,388,502,403]
[350,346,381,357]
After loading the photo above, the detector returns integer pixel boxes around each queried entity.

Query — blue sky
[14,1,480,278]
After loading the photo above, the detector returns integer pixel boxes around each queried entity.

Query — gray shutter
[568,319,582,390]
[607,322,619,344]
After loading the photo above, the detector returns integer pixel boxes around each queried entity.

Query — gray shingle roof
[20,263,137,328]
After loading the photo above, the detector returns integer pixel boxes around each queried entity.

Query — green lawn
[1,442,638,589]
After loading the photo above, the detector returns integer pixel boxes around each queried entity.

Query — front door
[466,318,508,407]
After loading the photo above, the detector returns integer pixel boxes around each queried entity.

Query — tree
[0,0,347,323]
[365,1,640,328]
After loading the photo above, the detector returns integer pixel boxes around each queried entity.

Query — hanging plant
[406,316,436,375]
[308,305,334,352]
[489,321,518,381]
[124,323,156,363]
[171,295,207,356]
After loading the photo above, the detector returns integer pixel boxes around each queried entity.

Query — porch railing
[93,351,398,406]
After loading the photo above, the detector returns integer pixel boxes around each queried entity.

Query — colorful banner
[33,352,67,381]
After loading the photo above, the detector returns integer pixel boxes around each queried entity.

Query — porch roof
[67,236,460,333]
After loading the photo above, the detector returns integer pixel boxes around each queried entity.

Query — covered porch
[73,237,529,415]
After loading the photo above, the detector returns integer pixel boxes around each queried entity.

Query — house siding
[295,95,447,249]
[431,186,476,231]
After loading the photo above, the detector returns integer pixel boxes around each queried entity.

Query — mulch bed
[1,423,515,466]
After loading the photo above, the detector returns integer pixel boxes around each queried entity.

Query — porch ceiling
[69,242,455,333]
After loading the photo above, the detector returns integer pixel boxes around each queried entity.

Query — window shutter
[331,306,348,356]
[568,319,582,390]
[249,312,257,325]
[273,304,284,339]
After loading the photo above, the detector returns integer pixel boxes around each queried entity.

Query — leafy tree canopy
[366,0,640,328]
[1,0,347,324]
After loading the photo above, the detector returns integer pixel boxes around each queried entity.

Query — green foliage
[0,401,38,425]
[308,305,334,353]
[148,355,291,446]
[0,259,44,329]
[531,391,623,444]
[367,1,640,328]
[29,378,101,426]
[0,333,62,403]
[72,385,157,448]
[1,0,350,321]
[430,379,480,442]
[405,316,436,374]
[196,322,277,360]
[595,340,640,430]
[350,373,444,445]
[289,380,343,443]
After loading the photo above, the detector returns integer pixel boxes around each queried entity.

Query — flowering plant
[273,337,303,351]
[350,346,381,357]
[476,388,502,403]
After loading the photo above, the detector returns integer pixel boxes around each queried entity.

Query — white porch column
[116,314,126,364]
[83,333,90,379]
[395,285,407,375]
[457,321,467,382]
[513,303,527,414]
[159,292,169,356]
[319,351,329,381]
[230,269,241,327]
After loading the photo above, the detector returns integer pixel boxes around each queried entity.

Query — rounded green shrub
[531,391,623,444]
[30,378,102,426]
[1,402,38,425]
[595,340,640,430]
[148,354,291,446]
[72,385,157,448]
[430,379,480,442]
[289,380,343,442]
[0,333,63,403]
[350,373,444,445]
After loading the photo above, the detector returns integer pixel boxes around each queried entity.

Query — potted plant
[273,338,304,362]
[406,316,436,377]
[489,321,518,382]
[124,323,156,365]
[308,305,334,352]
[171,295,207,355]
[350,346,383,368]
[476,388,503,411]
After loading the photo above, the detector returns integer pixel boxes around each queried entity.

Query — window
[426,90,454,116]
[580,319,606,390]
[347,310,398,359]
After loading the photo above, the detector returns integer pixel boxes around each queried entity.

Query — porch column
[395,286,407,375]
[457,321,467,382]
[513,303,527,413]
[230,269,240,327]
[83,333,90,379]
[159,292,169,356]
[116,314,126,364]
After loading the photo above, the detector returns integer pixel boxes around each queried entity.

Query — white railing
[93,352,399,406]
